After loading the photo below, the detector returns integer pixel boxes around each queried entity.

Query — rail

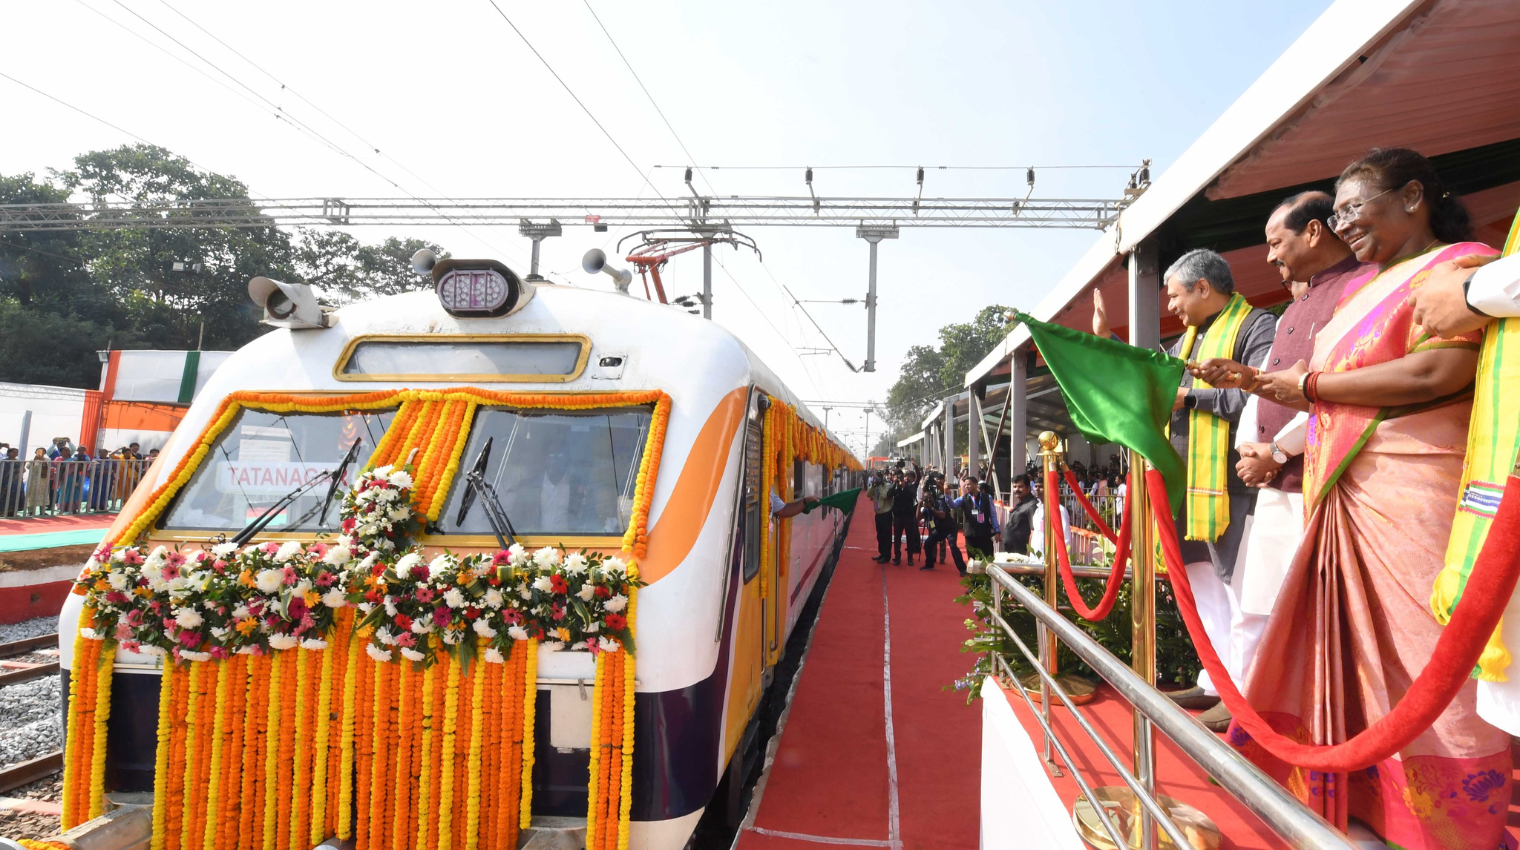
[984,562,1356,850]
[0,458,150,519]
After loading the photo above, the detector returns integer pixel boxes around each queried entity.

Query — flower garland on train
[61,388,671,850]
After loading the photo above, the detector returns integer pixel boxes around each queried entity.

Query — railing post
[1038,431,1063,774]
[1129,450,1157,850]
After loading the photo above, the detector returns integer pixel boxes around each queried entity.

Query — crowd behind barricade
[0,436,157,518]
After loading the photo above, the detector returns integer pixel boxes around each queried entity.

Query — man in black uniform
[1001,474,1039,555]
[890,469,921,566]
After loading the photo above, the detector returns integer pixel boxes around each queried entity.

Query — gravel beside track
[0,617,60,645]
[0,772,63,842]
[0,619,65,772]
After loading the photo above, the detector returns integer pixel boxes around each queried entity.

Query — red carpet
[0,513,115,535]
[739,500,981,849]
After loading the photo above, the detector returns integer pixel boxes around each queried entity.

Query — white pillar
[1010,353,1028,482]
[944,398,955,475]
[968,388,982,478]
[1128,239,1161,350]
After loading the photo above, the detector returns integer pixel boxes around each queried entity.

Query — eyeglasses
[1326,186,1396,233]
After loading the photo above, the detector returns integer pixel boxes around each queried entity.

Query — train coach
[57,255,861,850]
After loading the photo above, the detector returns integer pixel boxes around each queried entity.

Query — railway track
[0,633,64,796]
[0,751,63,796]
[0,633,60,688]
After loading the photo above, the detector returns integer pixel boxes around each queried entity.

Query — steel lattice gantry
[0,195,1127,233]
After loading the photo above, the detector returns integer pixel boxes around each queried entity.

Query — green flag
[802,487,862,514]
[1013,311,1186,511]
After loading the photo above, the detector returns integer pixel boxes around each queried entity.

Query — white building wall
[0,382,87,457]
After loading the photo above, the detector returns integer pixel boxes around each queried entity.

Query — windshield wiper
[231,439,361,546]
[455,437,517,550]
[318,439,362,526]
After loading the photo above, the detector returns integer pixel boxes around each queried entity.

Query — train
[58,255,861,849]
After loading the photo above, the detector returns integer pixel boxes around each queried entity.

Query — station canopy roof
[966,0,1520,394]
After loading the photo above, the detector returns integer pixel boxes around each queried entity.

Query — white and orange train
[59,256,861,849]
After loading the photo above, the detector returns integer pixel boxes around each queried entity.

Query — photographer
[919,479,966,574]
[866,470,895,563]
[889,468,921,565]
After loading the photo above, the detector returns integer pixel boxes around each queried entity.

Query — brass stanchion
[1038,431,1063,775]
[1074,451,1220,850]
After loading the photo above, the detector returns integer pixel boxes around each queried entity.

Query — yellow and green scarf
[1431,210,1520,681]
[1180,292,1254,542]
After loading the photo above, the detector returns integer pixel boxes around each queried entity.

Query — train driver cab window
[160,407,395,534]
[436,407,651,538]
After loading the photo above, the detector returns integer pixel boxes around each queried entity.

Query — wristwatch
[1182,392,1197,411]
[1270,441,1289,464]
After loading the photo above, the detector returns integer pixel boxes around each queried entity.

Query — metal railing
[983,434,1354,850]
[985,565,1355,850]
[0,458,151,519]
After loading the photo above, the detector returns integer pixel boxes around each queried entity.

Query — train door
[725,413,767,755]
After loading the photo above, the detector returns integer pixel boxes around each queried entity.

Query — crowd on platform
[1064,146,1520,849]
[0,437,157,517]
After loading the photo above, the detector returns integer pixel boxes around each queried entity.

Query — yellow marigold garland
[61,626,87,829]
[260,654,283,850]
[438,651,461,850]
[618,589,639,850]
[518,639,539,830]
[150,660,174,850]
[66,385,710,849]
[413,658,437,850]
[200,657,230,850]
[464,644,487,850]
[584,649,607,842]
[337,627,362,841]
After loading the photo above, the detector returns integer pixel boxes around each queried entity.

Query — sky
[1,0,1335,456]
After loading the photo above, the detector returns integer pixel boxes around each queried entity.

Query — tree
[880,305,1014,450]
[0,144,447,389]
[293,231,443,305]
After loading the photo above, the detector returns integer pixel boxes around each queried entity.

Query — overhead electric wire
[147,0,544,276]
[654,163,1141,171]
[0,68,242,192]
[482,0,682,216]
[79,0,542,276]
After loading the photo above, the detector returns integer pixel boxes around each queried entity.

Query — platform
[737,499,981,850]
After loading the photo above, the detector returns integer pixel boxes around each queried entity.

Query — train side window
[742,420,763,583]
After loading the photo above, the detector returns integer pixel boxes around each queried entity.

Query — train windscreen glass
[159,408,395,533]
[437,408,651,538]
[339,340,585,379]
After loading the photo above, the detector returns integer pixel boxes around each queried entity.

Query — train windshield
[436,407,651,538]
[159,408,395,534]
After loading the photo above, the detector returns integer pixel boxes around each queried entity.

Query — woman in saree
[1227,148,1507,849]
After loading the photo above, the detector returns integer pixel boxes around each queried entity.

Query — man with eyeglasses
[1189,191,1370,731]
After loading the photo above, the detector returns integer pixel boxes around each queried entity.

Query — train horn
[582,249,633,294]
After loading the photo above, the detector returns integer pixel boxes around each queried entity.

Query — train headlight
[432,259,535,318]
[248,277,333,329]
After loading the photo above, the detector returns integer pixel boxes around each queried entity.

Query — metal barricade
[0,458,151,519]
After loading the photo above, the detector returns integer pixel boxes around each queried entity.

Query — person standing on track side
[867,471,895,563]
[890,469,921,566]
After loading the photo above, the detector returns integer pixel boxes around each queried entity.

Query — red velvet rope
[1044,468,1132,621]
[1062,469,1117,542]
[1145,468,1520,772]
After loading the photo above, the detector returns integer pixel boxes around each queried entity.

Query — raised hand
[1093,289,1111,338]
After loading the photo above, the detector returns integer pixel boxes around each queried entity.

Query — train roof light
[432,258,535,318]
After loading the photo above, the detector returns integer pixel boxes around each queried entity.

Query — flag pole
[1129,449,1157,850]
[1038,430,1063,773]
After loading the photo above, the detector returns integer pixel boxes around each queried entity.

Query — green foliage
[883,305,1014,444]
[0,144,445,390]
[951,555,1201,704]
